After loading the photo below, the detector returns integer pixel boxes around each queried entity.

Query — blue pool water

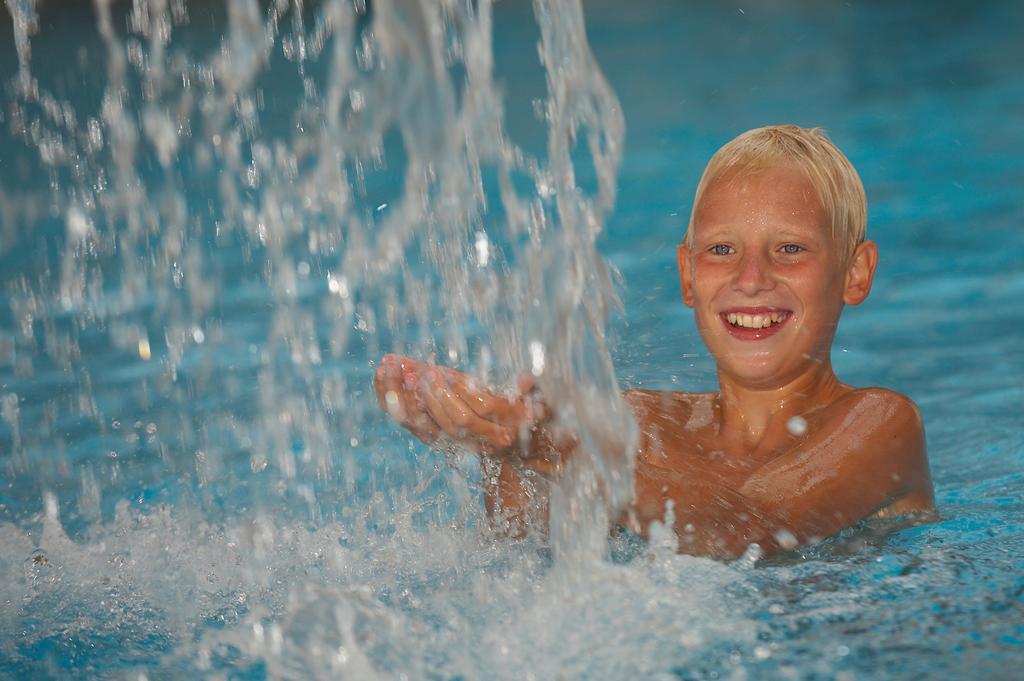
[2,1,1023,679]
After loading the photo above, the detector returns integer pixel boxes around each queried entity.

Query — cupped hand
[374,354,442,445]
[374,354,535,456]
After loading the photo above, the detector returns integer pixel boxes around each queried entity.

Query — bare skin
[374,164,935,559]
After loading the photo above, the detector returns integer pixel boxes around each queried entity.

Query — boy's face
[678,165,876,389]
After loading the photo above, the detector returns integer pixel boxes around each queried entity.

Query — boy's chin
[717,356,802,389]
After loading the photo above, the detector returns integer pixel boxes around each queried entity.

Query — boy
[374,125,936,559]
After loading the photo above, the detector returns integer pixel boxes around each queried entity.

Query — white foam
[0,501,758,679]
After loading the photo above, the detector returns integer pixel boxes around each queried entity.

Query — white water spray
[0,0,674,676]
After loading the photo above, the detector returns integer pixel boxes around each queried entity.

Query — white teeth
[726,311,788,329]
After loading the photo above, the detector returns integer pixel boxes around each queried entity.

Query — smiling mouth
[724,310,789,329]
[719,309,791,339]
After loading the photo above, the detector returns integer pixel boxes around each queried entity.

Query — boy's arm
[481,457,549,537]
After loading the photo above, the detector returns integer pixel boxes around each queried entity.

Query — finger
[517,374,536,395]
[384,358,430,428]
[444,372,527,426]
[401,358,440,412]
[527,397,553,425]
[403,379,443,438]
[406,414,442,444]
[375,361,406,420]
[397,355,426,382]
[378,357,444,443]
[418,371,461,436]
[422,370,516,449]
[522,456,561,479]
[374,364,388,409]
[374,355,401,397]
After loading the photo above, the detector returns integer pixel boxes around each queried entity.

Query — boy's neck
[715,364,846,449]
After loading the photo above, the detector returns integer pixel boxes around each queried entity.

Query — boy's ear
[843,240,878,306]
[677,244,695,307]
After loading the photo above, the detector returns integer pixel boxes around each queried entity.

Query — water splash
[3,0,632,516]
[0,496,759,678]
[1,0,638,675]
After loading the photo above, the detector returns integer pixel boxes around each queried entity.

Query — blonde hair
[684,125,867,264]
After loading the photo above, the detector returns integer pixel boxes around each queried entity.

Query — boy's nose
[732,250,775,295]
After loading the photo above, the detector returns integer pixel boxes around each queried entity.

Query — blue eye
[709,244,734,256]
[780,244,804,254]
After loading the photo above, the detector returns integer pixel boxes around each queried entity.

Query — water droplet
[529,340,545,376]
[66,205,93,241]
[773,528,798,550]
[43,491,59,521]
[786,415,807,436]
[350,89,365,112]
[474,230,490,267]
[328,274,350,299]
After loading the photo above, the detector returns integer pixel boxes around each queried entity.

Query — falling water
[2,0,633,517]
[0,0,686,676]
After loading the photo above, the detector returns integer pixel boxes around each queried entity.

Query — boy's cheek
[691,308,717,336]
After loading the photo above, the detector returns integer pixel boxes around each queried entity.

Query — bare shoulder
[740,386,934,516]
[822,387,927,464]
[828,387,924,437]
[831,385,918,414]
[828,387,934,513]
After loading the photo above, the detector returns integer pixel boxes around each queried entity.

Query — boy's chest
[637,433,761,490]
[634,406,793,488]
